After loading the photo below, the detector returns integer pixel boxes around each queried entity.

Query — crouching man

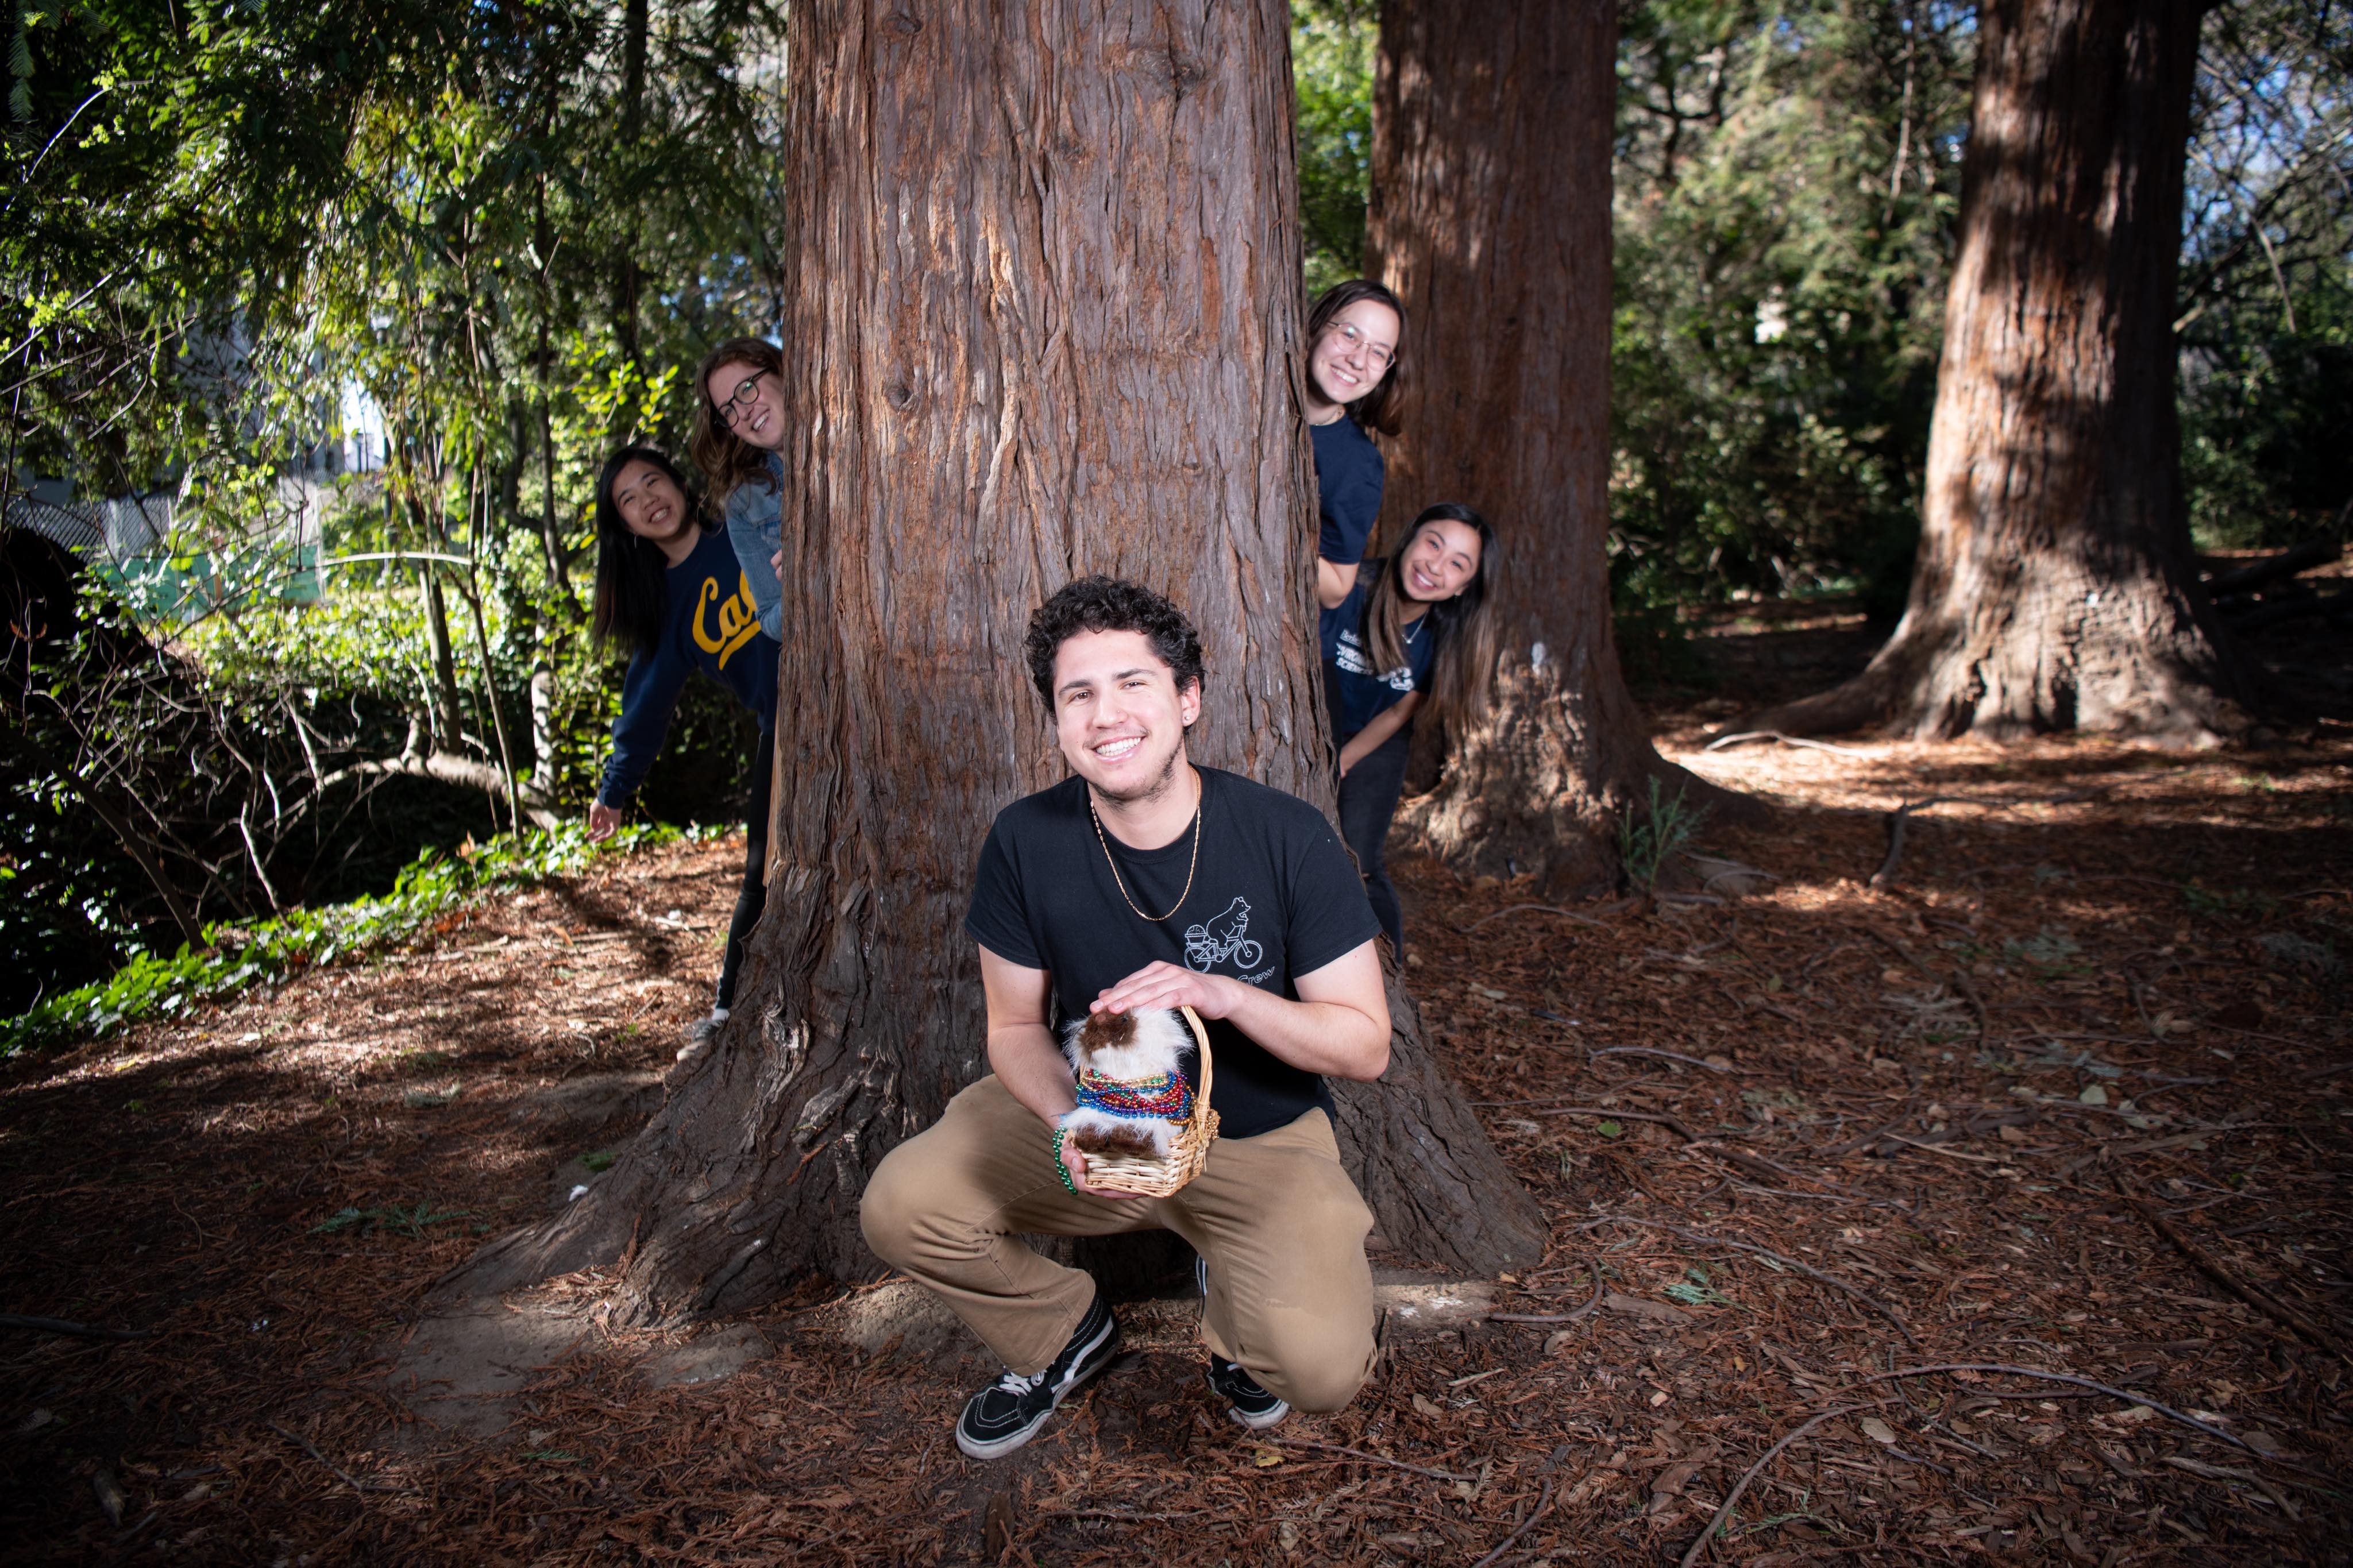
[861,577,1390,1459]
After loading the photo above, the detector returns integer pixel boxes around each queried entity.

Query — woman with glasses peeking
[691,337,790,642]
[1304,281,1405,613]
[586,446,782,1048]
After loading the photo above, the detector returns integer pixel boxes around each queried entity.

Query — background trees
[6,2,2349,1051]
[1293,0,2348,663]
[1753,0,2254,743]
[3,0,786,1007]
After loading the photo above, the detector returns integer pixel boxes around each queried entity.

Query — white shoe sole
[1225,1398,1291,1431]
[954,1312,1119,1460]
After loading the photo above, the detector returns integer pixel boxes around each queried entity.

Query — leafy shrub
[2,820,715,1057]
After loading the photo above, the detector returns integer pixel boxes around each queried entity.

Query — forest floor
[4,602,2350,1566]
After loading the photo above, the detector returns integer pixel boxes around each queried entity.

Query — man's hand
[587,800,622,842]
[1056,1131,1143,1202]
[1090,961,1242,1022]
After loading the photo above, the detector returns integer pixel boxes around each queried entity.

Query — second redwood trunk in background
[1368,0,1735,893]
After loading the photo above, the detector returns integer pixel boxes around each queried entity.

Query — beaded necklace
[1075,1067,1192,1122]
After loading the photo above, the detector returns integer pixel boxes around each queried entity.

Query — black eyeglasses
[719,368,771,425]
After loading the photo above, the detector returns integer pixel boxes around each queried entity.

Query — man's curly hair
[1024,576,1206,705]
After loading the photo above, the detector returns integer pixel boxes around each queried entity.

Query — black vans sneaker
[954,1292,1119,1459]
[1207,1355,1290,1431]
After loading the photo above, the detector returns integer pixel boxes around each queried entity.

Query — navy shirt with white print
[1318,570,1434,739]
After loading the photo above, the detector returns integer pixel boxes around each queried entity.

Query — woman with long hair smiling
[1320,503,1499,957]
[587,444,781,1046]
[1303,280,1405,611]
[689,336,790,642]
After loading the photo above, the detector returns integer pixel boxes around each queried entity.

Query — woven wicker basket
[1078,1005,1220,1198]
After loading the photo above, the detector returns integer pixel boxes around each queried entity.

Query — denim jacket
[723,451,786,640]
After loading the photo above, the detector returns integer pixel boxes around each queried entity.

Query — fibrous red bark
[445,0,1542,1322]
[1366,0,1741,895]
[1749,0,2252,744]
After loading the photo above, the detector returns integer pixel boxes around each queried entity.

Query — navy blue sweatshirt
[596,527,781,808]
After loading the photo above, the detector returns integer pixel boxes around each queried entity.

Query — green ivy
[2,820,719,1058]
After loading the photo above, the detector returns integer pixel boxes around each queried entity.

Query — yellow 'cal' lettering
[691,573,763,667]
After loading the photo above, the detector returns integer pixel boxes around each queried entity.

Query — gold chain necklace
[1089,773,1202,922]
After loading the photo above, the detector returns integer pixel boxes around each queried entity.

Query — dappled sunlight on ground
[3,726,2348,1563]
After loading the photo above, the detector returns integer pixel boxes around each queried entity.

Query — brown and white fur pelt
[1058,1007,1191,1160]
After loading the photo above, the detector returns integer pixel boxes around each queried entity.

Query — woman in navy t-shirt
[585,445,782,1045]
[1320,504,1499,956]
[1303,281,1405,611]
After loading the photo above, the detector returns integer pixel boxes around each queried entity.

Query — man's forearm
[987,1024,1078,1127]
[1218,980,1388,1082]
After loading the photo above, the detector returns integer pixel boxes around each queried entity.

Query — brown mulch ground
[5,621,2350,1565]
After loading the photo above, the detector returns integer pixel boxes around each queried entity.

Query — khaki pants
[861,1075,1376,1413]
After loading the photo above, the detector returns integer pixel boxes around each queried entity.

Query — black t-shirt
[1311,416,1385,566]
[966,766,1381,1139]
[1320,570,1436,739]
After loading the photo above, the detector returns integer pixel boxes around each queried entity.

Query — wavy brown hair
[1359,503,1499,735]
[1306,279,1406,436]
[688,337,785,509]
[1023,576,1206,706]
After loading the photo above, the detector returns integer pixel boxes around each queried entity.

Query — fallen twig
[1686,1141,1877,1197]
[2227,585,2353,634]
[1533,1106,1700,1142]
[1822,1118,1908,1158]
[1858,923,1939,979]
[1037,1506,1206,1522]
[1876,1132,2003,1164]
[1456,899,1633,934]
[1884,1349,1999,1460]
[1879,1442,1954,1476]
[1599,1216,1918,1343]
[268,1422,399,1494]
[2201,537,2340,596]
[1680,1407,1860,1568]
[1949,965,1991,1041]
[1268,1436,1471,1483]
[1594,1046,1748,1073]
[1870,798,1955,892]
[1470,1476,1554,1568]
[2116,1179,2353,1364]
[0,1313,152,1342]
[1702,730,1878,756]
[1494,1265,1604,1326]
[1856,1365,2254,1455]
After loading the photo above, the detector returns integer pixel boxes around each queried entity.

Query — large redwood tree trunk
[447,0,1542,1322]
[1749,0,2252,743]
[1366,0,1737,895]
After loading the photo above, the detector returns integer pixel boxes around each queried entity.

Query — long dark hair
[591,445,712,655]
[1360,503,1500,735]
[1306,279,1406,436]
[688,337,786,511]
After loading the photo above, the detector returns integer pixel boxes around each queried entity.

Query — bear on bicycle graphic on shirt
[1183,897,1263,972]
